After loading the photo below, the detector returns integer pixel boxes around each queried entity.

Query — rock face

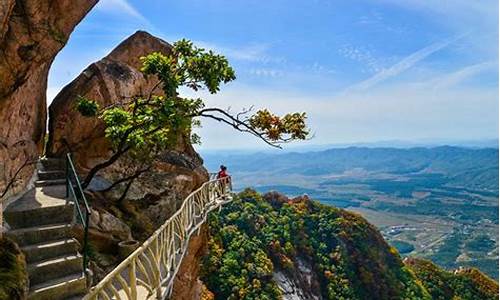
[0,0,98,200]
[88,207,133,250]
[273,258,322,300]
[171,225,209,300]
[47,31,209,297]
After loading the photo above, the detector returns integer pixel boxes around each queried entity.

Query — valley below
[202,146,499,279]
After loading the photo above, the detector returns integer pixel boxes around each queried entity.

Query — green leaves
[201,190,443,300]
[76,96,99,117]
[140,39,236,97]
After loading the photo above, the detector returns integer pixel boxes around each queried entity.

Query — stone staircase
[4,158,86,300]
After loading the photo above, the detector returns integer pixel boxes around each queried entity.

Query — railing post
[65,155,69,198]
[153,238,162,300]
[129,258,137,300]
[83,212,90,273]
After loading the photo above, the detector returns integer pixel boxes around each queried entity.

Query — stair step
[38,170,65,181]
[28,272,86,300]
[4,186,74,229]
[22,239,79,263]
[5,223,72,246]
[40,158,66,171]
[35,179,67,187]
[28,254,83,286]
[5,204,74,229]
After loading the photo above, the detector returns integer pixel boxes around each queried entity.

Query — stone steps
[4,157,87,299]
[35,179,67,187]
[28,253,83,285]
[4,186,73,229]
[28,272,86,300]
[22,238,79,263]
[5,204,74,229]
[5,223,73,247]
[39,157,66,171]
[38,170,65,181]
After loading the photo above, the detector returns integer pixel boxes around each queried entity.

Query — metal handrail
[65,153,92,275]
[83,175,232,300]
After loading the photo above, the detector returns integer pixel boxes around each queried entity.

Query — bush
[0,237,28,300]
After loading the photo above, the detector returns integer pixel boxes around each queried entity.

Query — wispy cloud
[248,68,284,78]
[345,34,466,92]
[192,41,285,64]
[96,0,148,23]
[432,61,497,89]
[338,44,383,73]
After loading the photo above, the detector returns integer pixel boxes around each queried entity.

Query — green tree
[76,39,309,192]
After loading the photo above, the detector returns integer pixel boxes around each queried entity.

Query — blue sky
[48,0,499,150]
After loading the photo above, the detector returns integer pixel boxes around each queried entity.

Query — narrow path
[84,176,232,300]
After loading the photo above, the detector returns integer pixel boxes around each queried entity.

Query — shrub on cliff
[0,237,28,300]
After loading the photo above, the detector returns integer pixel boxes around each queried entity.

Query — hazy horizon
[197,138,499,154]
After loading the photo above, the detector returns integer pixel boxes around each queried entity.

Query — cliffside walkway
[83,174,233,300]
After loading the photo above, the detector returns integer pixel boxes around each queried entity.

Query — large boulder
[46,31,209,296]
[0,0,98,201]
[46,31,208,222]
[46,30,172,168]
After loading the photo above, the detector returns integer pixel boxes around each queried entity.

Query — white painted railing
[84,174,232,300]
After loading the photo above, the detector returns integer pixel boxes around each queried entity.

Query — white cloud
[248,68,284,78]
[46,87,62,106]
[344,34,466,92]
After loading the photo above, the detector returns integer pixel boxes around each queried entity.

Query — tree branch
[1,158,37,199]
[117,177,135,205]
[196,107,284,148]
[81,145,131,189]
[99,166,151,193]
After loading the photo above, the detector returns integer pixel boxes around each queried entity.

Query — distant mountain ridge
[199,139,499,155]
[203,146,499,191]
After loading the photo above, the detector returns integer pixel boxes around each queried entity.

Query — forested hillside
[200,190,498,300]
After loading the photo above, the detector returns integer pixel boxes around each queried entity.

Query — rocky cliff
[0,0,97,200]
[46,31,208,296]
